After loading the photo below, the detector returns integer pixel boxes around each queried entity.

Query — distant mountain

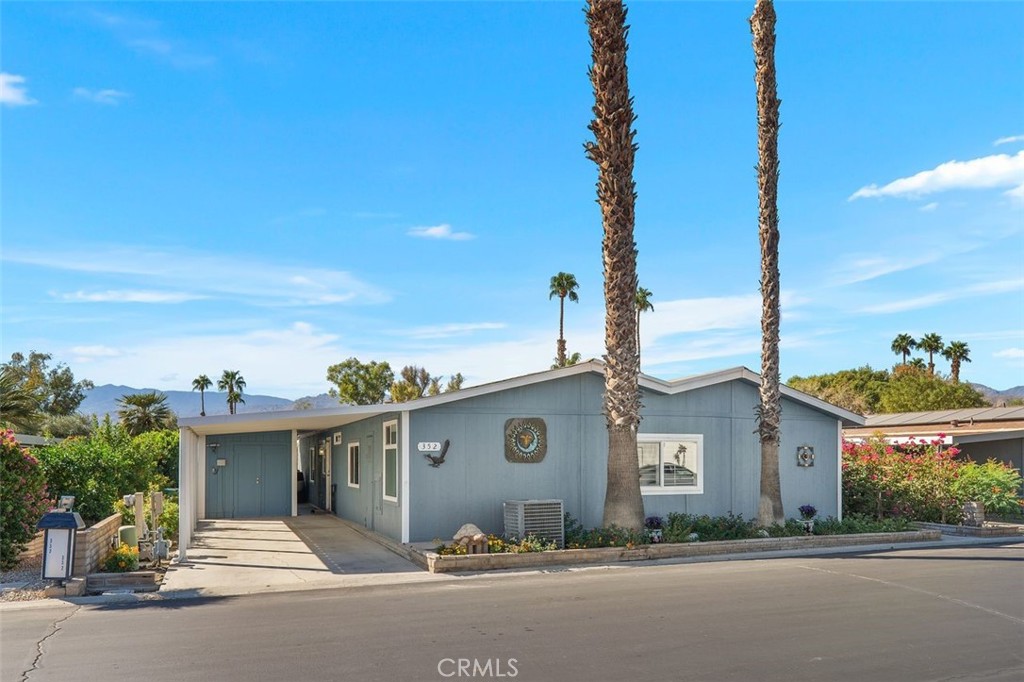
[969,383,1024,406]
[78,384,331,420]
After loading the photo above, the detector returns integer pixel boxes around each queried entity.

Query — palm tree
[908,357,927,370]
[890,333,917,365]
[0,364,41,433]
[918,333,944,376]
[585,0,643,530]
[751,0,784,526]
[217,370,246,415]
[635,285,654,367]
[549,272,580,368]
[117,392,173,436]
[942,341,971,383]
[191,374,212,417]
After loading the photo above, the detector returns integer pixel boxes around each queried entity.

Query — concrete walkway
[160,513,447,599]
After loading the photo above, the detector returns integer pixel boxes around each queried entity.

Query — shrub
[952,460,1024,516]
[0,430,51,570]
[812,515,913,535]
[102,542,139,572]
[664,513,757,542]
[434,533,558,555]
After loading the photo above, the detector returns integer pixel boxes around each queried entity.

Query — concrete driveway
[160,511,445,599]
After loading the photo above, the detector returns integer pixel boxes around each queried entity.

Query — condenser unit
[503,499,564,548]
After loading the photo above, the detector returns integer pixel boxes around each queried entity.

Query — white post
[291,429,299,516]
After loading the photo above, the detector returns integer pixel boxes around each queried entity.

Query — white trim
[291,429,299,516]
[382,419,399,503]
[401,411,411,544]
[333,432,343,445]
[836,421,843,522]
[347,441,361,488]
[638,433,704,495]
[324,438,332,512]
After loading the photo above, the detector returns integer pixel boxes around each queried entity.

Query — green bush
[812,515,913,535]
[952,460,1024,516]
[132,429,178,486]
[114,488,179,541]
[0,430,51,570]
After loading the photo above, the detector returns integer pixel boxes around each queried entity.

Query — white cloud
[408,224,475,241]
[1,73,38,107]
[994,135,1024,146]
[994,348,1024,359]
[829,253,941,286]
[403,322,508,340]
[919,202,939,212]
[56,289,205,304]
[71,345,122,361]
[73,87,130,105]
[86,10,214,69]
[858,278,1024,314]
[7,245,390,307]
[849,151,1024,202]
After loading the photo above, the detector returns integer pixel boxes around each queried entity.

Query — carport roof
[180,360,863,436]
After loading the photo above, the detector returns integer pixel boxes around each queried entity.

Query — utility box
[503,500,564,548]
[37,510,86,581]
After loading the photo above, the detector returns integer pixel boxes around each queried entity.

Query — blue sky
[2,1,1023,400]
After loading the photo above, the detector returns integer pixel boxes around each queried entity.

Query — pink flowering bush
[0,430,51,570]
[843,436,964,523]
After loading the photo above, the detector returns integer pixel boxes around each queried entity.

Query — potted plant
[644,515,664,543]
[798,505,817,534]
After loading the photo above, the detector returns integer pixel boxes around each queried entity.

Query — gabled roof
[180,360,863,436]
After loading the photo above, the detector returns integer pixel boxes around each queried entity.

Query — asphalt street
[2,543,1022,682]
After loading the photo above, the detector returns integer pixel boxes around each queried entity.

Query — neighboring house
[177,361,862,555]
[844,407,1024,479]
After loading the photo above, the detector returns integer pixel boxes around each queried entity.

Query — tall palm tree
[217,370,246,415]
[549,272,580,368]
[117,392,173,436]
[635,285,654,367]
[907,357,926,371]
[942,341,971,383]
[191,374,212,417]
[890,333,917,365]
[751,0,784,526]
[0,364,41,433]
[918,333,944,376]
[585,0,643,530]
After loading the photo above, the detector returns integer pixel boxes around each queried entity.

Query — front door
[235,445,263,517]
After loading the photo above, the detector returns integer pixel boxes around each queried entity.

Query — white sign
[42,529,73,580]
[417,442,442,452]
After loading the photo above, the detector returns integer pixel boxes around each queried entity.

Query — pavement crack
[20,604,81,682]
[796,564,1024,625]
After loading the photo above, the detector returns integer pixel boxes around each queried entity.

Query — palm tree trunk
[635,311,642,367]
[586,0,644,531]
[752,0,784,527]
[557,296,567,367]
[200,389,206,417]
[951,359,960,383]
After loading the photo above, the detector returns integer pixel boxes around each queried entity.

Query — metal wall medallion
[796,445,815,467]
[504,418,547,463]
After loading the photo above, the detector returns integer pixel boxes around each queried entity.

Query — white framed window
[638,433,704,495]
[347,442,360,488]
[383,420,398,502]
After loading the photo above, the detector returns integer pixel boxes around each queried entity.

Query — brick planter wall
[73,513,123,577]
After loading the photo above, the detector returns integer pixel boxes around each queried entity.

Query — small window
[347,442,360,488]
[637,434,703,495]
[383,420,398,502]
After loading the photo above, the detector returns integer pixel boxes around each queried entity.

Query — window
[347,442,360,488]
[383,420,398,502]
[637,434,703,494]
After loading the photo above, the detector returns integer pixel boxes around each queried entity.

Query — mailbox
[37,509,86,581]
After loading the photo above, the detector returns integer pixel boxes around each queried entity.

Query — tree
[918,333,944,376]
[942,341,971,384]
[549,272,580,368]
[446,373,465,392]
[890,334,917,365]
[908,357,926,370]
[1,351,94,420]
[391,366,464,403]
[751,0,784,526]
[0,365,42,433]
[117,392,174,436]
[192,374,212,416]
[217,370,246,415]
[879,369,988,412]
[326,358,394,405]
[552,352,584,370]
[41,413,93,438]
[585,0,643,530]
[635,285,654,367]
[787,366,890,414]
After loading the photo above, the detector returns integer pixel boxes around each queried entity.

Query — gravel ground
[0,556,48,602]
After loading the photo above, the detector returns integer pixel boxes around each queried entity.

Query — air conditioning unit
[503,499,564,548]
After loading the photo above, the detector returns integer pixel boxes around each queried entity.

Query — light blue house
[177,361,863,554]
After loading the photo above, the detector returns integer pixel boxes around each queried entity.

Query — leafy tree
[0,364,42,433]
[327,358,394,405]
[787,366,890,414]
[217,370,246,415]
[549,272,580,368]
[890,334,917,365]
[446,373,465,392]
[918,333,944,376]
[635,285,654,366]
[585,0,643,530]
[41,413,93,438]
[941,341,971,384]
[1,430,50,569]
[117,392,175,436]
[192,374,212,416]
[0,352,94,430]
[751,0,784,526]
[391,366,465,403]
[133,429,179,485]
[879,367,988,412]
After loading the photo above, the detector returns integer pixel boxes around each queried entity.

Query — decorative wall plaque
[504,418,547,463]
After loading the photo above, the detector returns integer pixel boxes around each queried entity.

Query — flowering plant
[798,505,817,520]
[102,542,139,573]
[644,515,664,530]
